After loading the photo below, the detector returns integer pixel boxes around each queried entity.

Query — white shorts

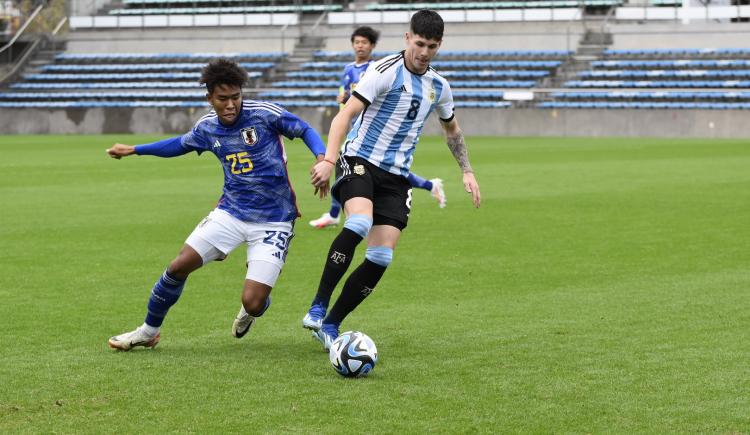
[185,208,294,287]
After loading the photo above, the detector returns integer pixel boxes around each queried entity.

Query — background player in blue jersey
[105,59,327,351]
[304,11,481,348]
[309,26,447,229]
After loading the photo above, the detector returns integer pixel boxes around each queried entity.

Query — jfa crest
[240,127,258,146]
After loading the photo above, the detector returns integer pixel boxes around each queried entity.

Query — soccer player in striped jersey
[309,25,447,229]
[105,59,327,351]
[304,10,481,348]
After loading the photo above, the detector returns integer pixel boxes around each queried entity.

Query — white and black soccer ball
[329,331,378,378]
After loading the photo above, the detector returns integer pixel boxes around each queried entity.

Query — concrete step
[293,46,320,53]
[287,56,313,63]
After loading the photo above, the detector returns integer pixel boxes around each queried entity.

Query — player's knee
[169,246,204,278]
[344,214,373,238]
[167,260,192,280]
[365,246,393,267]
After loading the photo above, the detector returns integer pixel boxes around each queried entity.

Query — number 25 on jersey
[226,151,253,174]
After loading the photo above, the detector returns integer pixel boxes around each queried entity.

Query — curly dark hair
[200,58,247,93]
[410,10,444,42]
[351,26,380,45]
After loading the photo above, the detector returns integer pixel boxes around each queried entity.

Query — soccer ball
[329,331,378,378]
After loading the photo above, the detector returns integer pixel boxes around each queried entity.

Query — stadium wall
[0,107,746,138]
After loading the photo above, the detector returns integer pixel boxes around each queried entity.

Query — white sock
[239,305,248,316]
[140,323,159,337]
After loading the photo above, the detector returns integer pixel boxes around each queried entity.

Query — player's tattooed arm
[446,130,474,174]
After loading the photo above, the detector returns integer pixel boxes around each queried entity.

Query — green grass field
[1,134,749,433]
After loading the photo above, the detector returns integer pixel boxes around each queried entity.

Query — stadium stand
[261,49,567,107]
[2,0,750,136]
[108,0,344,15]
[546,47,750,108]
[365,0,623,10]
[0,52,284,107]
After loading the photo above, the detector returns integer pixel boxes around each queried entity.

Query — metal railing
[0,15,67,85]
[0,4,45,65]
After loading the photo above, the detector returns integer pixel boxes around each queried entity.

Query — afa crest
[353,164,365,175]
[240,127,258,146]
[428,86,436,103]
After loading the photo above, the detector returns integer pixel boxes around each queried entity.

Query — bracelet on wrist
[323,158,336,166]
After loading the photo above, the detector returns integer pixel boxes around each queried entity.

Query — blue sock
[407,172,432,191]
[144,269,186,327]
[329,198,341,219]
[253,296,272,317]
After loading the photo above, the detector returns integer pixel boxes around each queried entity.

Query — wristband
[323,158,336,166]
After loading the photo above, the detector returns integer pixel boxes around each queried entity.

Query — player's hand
[463,171,481,208]
[314,180,330,199]
[310,159,334,189]
[106,143,135,159]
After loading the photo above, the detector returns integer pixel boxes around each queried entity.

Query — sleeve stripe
[194,111,217,128]
[244,101,283,115]
[375,53,403,73]
[440,112,455,123]
[352,91,371,107]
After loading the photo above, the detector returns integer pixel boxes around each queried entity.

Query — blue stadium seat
[313,50,573,60]
[41,62,276,72]
[538,100,750,109]
[55,52,286,61]
[579,70,750,79]
[0,91,205,99]
[10,82,204,89]
[564,80,750,88]
[591,60,750,69]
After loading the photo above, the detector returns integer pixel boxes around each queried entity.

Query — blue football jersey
[180,100,312,223]
[341,60,372,103]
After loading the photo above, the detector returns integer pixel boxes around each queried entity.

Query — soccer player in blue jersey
[105,59,327,351]
[304,11,481,348]
[309,25,447,229]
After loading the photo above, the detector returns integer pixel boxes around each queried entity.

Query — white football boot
[232,297,270,339]
[232,308,257,339]
[309,212,340,228]
[430,178,447,208]
[108,327,160,351]
[302,303,326,331]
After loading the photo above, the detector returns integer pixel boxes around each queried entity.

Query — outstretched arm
[440,117,481,208]
[106,136,189,159]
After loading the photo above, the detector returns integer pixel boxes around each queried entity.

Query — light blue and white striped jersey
[344,51,454,177]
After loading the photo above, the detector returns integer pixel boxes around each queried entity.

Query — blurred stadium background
[0,0,748,137]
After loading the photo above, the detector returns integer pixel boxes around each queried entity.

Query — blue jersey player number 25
[105,59,327,351]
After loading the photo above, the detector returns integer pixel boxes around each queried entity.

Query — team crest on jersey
[240,127,258,146]
[353,164,365,175]
[428,86,436,103]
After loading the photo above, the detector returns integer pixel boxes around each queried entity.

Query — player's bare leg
[109,245,204,350]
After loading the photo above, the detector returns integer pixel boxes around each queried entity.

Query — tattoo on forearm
[446,131,473,173]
